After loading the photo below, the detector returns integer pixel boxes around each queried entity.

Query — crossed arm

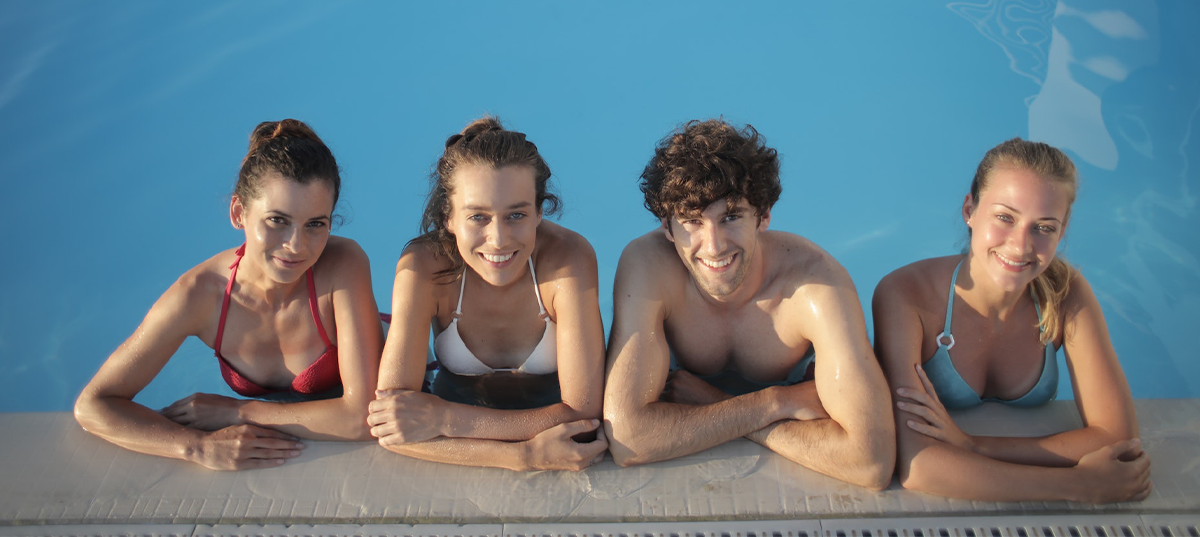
[602,250,895,490]
[368,242,607,471]
[75,241,384,470]
[873,272,1151,502]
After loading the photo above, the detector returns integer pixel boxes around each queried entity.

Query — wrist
[180,429,206,464]
[235,399,254,426]
[514,440,536,472]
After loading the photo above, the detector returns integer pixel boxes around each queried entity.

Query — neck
[958,253,1028,320]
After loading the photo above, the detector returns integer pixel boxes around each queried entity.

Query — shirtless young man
[603,119,895,489]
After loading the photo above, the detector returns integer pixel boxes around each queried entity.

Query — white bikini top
[433,257,558,375]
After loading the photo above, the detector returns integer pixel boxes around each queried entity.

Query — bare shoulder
[314,236,371,277]
[395,238,453,278]
[616,229,686,289]
[534,221,598,278]
[874,255,959,306]
[156,248,234,334]
[766,232,852,287]
[1061,269,1099,317]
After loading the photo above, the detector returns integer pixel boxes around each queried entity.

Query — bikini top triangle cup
[433,257,558,376]
[213,244,341,397]
[920,259,1058,409]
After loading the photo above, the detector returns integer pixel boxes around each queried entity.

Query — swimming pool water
[1,1,1196,412]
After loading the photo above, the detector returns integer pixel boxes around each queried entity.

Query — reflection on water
[954,0,1200,397]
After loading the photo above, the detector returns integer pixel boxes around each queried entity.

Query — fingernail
[275,459,285,465]
[591,419,600,426]
[896,388,908,396]
[296,443,305,449]
[896,401,907,408]
[290,450,300,457]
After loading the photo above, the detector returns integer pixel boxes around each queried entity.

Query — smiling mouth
[481,252,515,264]
[275,257,304,267]
[698,254,734,269]
[993,252,1031,269]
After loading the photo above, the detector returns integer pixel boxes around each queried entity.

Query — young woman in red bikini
[75,120,382,470]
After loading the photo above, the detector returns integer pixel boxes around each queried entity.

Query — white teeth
[995,252,1029,267]
[482,252,514,263]
[699,256,733,269]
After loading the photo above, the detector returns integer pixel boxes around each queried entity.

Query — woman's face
[230,172,334,284]
[964,166,1072,293]
[447,164,542,287]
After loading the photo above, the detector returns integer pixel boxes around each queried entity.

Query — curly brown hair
[640,119,781,220]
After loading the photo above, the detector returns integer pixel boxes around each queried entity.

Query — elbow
[73,391,102,434]
[896,451,938,494]
[602,407,651,467]
[843,440,896,491]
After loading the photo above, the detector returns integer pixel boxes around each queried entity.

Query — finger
[1107,438,1140,459]
[557,419,601,437]
[915,364,943,406]
[905,419,945,440]
[247,447,302,460]
[369,423,396,440]
[896,401,940,423]
[375,389,401,398]
[366,409,392,426]
[232,458,289,470]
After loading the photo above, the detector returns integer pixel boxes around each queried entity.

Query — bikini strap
[306,267,333,348]
[214,244,246,356]
[528,257,547,316]
[937,259,963,350]
[453,270,467,316]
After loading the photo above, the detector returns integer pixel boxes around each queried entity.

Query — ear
[961,193,976,228]
[660,218,675,243]
[230,196,246,230]
[757,209,772,231]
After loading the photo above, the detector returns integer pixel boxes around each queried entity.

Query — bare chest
[664,299,811,383]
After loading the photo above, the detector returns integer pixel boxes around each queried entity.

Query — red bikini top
[213,244,340,397]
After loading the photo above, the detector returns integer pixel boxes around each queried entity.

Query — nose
[1008,226,1033,254]
[283,224,305,254]
[702,224,727,257]
[486,219,507,248]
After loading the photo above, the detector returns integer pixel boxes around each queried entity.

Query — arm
[602,240,796,467]
[874,270,1150,502]
[744,265,896,490]
[233,239,383,441]
[368,242,608,470]
[371,238,602,444]
[74,271,304,470]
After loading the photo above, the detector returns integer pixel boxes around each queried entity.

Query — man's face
[664,197,769,298]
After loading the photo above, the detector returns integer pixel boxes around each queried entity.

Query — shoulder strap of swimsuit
[214,243,246,355]
[938,259,964,349]
[453,269,467,316]
[528,256,547,316]
[306,266,332,348]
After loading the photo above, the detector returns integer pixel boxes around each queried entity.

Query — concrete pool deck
[0,399,1196,531]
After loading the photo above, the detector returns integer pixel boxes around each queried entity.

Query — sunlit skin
[74,172,383,471]
[368,163,608,471]
[873,165,1150,503]
[604,194,896,490]
[664,199,768,302]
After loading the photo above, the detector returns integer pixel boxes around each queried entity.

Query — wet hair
[416,116,560,281]
[640,119,781,221]
[969,137,1079,345]
[234,119,341,214]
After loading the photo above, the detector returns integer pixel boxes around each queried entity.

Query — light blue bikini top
[922,260,1058,409]
[433,257,557,376]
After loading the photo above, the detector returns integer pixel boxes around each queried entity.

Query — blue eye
[508,212,526,221]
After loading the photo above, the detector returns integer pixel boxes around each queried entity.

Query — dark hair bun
[248,119,322,154]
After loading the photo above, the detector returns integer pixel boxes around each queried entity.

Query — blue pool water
[1,1,1197,412]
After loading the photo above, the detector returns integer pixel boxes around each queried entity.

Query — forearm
[971,425,1132,466]
[75,395,204,462]
[443,401,593,442]
[901,440,1085,501]
[608,392,783,466]
[747,417,894,490]
[240,397,371,441]
[381,436,530,471]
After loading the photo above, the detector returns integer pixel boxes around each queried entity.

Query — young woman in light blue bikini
[873,138,1151,502]
[367,117,608,471]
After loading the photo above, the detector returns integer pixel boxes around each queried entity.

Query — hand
[662,370,729,405]
[1070,439,1153,503]
[367,389,451,446]
[522,419,609,471]
[896,364,974,452]
[775,380,829,421]
[189,424,304,471]
[161,393,245,431]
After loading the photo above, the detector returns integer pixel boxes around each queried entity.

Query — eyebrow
[266,210,331,221]
[992,203,1061,222]
[462,201,533,211]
